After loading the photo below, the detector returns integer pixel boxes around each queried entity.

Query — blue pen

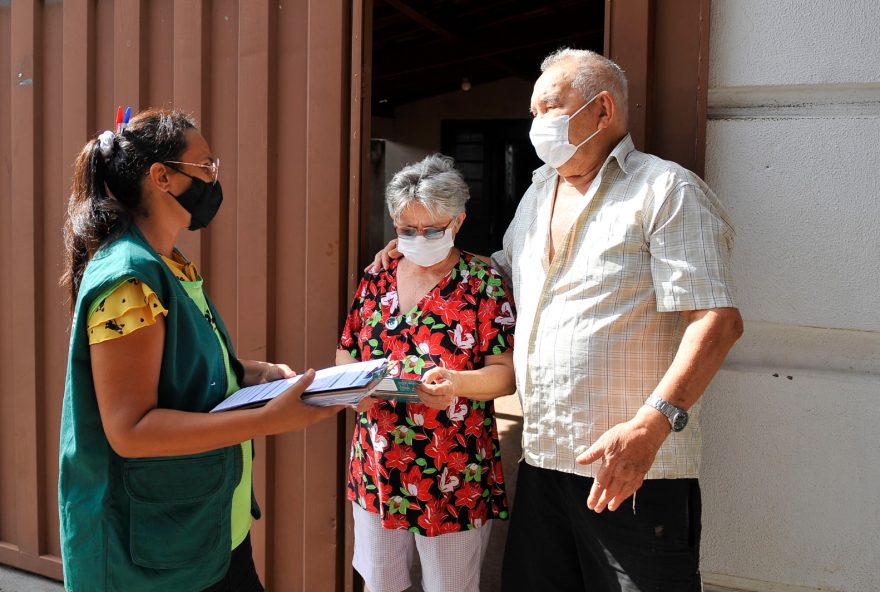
[122,106,132,130]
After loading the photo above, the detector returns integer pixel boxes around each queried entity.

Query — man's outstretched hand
[575,406,670,513]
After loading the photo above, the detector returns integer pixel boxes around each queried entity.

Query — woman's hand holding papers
[259,369,345,433]
[417,367,459,410]
[241,359,296,386]
[335,349,381,412]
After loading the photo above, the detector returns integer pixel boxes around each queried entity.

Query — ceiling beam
[373,28,602,82]
[382,0,523,77]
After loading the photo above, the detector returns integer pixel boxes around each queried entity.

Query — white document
[210,358,388,412]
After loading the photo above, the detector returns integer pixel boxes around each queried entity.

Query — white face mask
[529,93,602,169]
[397,227,455,267]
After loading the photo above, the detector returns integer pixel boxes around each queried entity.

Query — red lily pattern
[340,254,515,535]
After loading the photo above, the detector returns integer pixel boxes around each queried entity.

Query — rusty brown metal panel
[651,0,710,176]
[145,0,174,108]
[61,1,95,254]
[353,0,373,276]
[265,0,353,587]
[114,0,143,108]
[235,0,271,390]
[605,0,710,175]
[269,0,310,586]
[604,0,654,151]
[301,0,349,589]
[172,0,207,265]
[267,0,350,587]
[204,0,240,336]
[346,0,372,585]
[39,0,65,564]
[52,0,98,572]
[93,0,114,133]
[0,0,16,555]
[1,0,353,585]
[9,0,41,563]
[695,0,710,178]
[236,0,273,580]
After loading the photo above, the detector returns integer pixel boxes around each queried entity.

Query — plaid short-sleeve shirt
[492,134,737,479]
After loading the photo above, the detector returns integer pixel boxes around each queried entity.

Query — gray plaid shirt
[492,134,737,479]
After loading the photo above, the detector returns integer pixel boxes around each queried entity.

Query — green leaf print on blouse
[401,355,426,375]
[367,310,382,327]
[393,425,415,446]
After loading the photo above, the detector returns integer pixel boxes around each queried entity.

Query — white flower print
[381,290,398,313]
[447,400,467,422]
[449,323,475,349]
[369,424,388,453]
[438,467,460,493]
[494,301,515,327]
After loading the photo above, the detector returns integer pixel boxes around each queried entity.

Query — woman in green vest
[58,108,341,591]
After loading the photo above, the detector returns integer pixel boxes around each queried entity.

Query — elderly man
[492,49,742,591]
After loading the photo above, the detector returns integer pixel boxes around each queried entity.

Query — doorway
[354,3,605,591]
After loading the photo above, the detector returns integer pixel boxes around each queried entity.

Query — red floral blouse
[339,253,516,536]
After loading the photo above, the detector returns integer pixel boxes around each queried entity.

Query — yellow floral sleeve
[87,278,168,345]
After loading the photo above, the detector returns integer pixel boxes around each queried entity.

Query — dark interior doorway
[440,119,540,255]
[364,0,605,260]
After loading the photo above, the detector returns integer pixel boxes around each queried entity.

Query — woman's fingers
[416,381,454,410]
[421,367,446,384]
[353,396,379,413]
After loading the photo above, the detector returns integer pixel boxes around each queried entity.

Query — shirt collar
[608,133,635,175]
[530,132,636,184]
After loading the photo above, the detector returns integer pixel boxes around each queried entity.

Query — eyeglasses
[395,219,455,240]
[164,158,221,184]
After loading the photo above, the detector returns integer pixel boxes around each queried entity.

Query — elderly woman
[337,154,516,592]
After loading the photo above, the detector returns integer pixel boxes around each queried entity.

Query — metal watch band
[644,394,688,432]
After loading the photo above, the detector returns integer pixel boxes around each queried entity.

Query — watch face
[672,412,688,432]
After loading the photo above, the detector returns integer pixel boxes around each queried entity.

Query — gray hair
[385,154,469,222]
[541,48,629,124]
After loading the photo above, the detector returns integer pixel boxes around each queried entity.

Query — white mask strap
[569,93,600,121]
[574,127,602,150]
[570,93,603,149]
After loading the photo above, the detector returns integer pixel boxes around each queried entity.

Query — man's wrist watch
[644,394,689,432]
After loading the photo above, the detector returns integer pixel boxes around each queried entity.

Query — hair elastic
[97,130,115,162]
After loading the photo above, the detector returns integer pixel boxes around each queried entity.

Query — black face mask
[168,173,223,231]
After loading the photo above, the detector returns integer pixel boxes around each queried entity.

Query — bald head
[540,48,629,128]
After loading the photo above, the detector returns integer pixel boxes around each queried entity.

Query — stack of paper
[210,358,391,412]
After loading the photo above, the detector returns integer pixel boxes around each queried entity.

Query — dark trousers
[502,462,702,592]
[202,535,264,592]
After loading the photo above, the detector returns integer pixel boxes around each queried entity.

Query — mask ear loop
[569,92,604,149]
[573,127,602,150]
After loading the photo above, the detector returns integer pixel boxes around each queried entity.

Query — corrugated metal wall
[0,1,357,589]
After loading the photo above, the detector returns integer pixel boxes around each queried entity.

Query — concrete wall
[701,2,880,591]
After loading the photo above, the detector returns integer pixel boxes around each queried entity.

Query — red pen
[115,106,123,133]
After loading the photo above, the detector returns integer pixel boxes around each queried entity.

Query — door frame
[343,1,711,589]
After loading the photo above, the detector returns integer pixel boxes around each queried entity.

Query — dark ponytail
[61,108,197,310]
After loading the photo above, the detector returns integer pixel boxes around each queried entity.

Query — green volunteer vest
[59,224,248,591]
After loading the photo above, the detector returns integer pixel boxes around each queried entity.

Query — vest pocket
[123,450,229,570]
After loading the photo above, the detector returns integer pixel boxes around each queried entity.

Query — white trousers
[352,502,493,592]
